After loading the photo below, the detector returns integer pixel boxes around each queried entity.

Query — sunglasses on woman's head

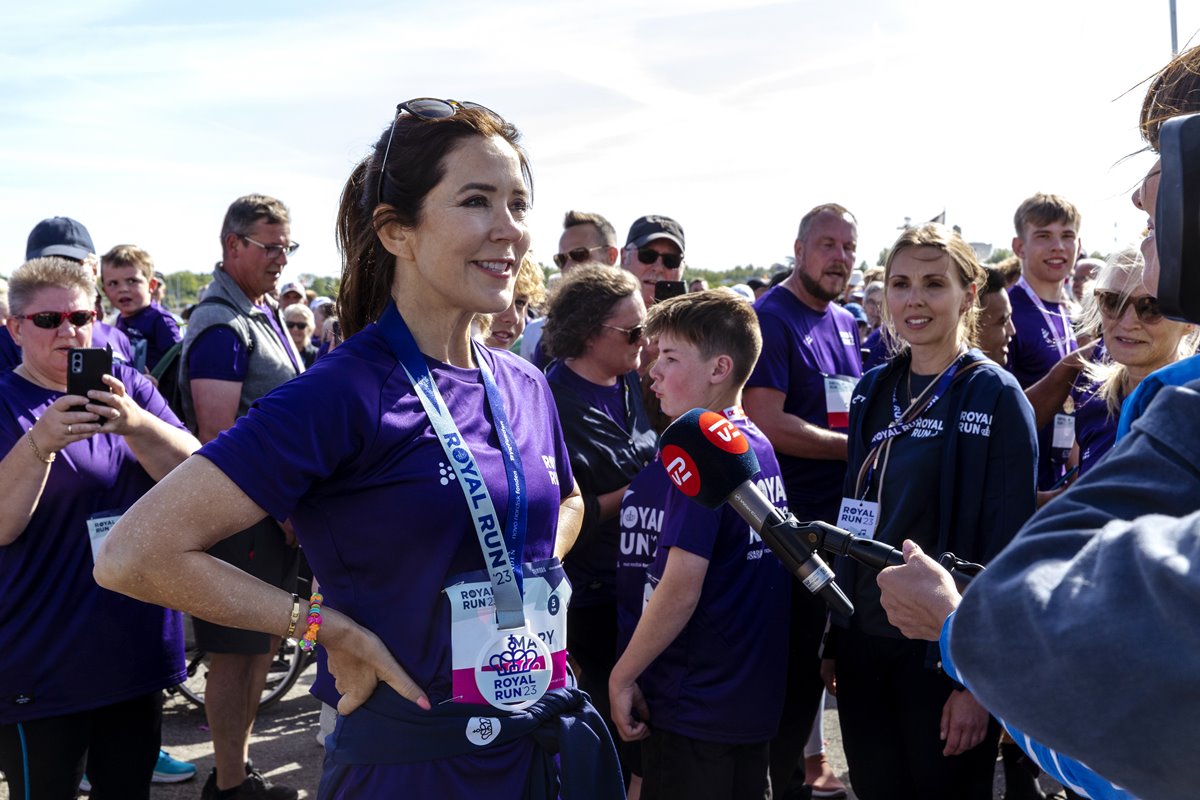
[1094,290,1164,324]
[21,310,96,329]
[376,98,500,205]
[553,246,607,269]
[601,323,645,344]
[636,248,683,271]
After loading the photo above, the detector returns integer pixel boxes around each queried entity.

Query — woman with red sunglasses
[0,257,199,798]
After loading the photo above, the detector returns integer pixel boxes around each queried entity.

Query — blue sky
[1,1,1194,282]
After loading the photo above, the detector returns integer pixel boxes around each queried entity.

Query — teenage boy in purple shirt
[1007,193,1082,491]
[100,245,182,372]
[743,203,862,796]
[611,290,791,800]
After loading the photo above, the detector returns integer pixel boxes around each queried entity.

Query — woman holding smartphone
[0,257,198,799]
[824,223,1037,800]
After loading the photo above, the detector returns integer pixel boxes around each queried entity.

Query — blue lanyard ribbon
[377,302,528,630]
[1016,277,1077,359]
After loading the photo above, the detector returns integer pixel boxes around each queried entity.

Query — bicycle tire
[174,638,310,711]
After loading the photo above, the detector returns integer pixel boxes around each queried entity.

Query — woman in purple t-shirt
[97,102,630,798]
[0,257,198,799]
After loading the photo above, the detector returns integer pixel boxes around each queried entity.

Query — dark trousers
[767,585,828,797]
[0,690,162,800]
[834,629,999,800]
[642,728,770,800]
[567,601,618,730]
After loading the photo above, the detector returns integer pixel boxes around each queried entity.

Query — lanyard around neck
[856,351,976,499]
[1016,277,1076,359]
[377,302,528,631]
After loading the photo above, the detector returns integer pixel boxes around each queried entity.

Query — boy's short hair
[100,244,155,281]
[1013,193,1082,238]
[645,288,762,387]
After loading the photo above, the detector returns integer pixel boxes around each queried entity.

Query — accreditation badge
[86,508,124,563]
[837,497,880,540]
[824,375,857,429]
[444,557,571,710]
[1052,413,1075,450]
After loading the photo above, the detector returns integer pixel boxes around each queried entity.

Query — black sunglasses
[377,98,498,205]
[553,246,608,269]
[21,310,96,329]
[601,322,645,344]
[636,248,683,271]
[1094,290,1163,324]
[285,320,310,330]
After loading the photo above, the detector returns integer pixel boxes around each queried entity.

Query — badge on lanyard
[86,509,123,563]
[824,374,856,429]
[473,628,554,711]
[1052,413,1075,450]
[837,498,880,540]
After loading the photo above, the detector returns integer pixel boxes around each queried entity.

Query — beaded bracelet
[299,592,324,652]
[27,431,54,464]
[285,593,302,638]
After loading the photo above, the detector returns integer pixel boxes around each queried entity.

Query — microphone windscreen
[658,408,761,509]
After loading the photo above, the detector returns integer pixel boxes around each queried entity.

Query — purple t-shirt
[187,302,297,381]
[1007,285,1076,489]
[92,320,135,366]
[638,421,791,743]
[198,325,574,797]
[0,327,19,374]
[0,363,186,724]
[545,362,630,432]
[616,454,670,657]
[1072,380,1117,478]
[116,302,181,372]
[747,285,862,520]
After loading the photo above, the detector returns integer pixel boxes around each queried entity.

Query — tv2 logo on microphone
[698,411,749,455]
[662,446,700,496]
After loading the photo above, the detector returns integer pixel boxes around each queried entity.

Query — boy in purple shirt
[611,290,791,800]
[100,245,181,372]
[1007,193,1082,490]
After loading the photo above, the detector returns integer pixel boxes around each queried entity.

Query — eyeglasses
[285,321,310,331]
[20,310,96,329]
[636,248,683,271]
[377,98,498,205]
[601,322,645,344]
[553,246,608,269]
[1095,290,1164,324]
[240,236,300,259]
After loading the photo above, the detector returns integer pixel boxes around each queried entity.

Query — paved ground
[1,670,1069,799]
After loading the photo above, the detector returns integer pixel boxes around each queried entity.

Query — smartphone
[654,280,687,303]
[1048,464,1080,491]
[67,347,112,412]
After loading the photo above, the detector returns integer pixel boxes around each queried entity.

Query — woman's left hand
[940,688,989,756]
[87,374,144,436]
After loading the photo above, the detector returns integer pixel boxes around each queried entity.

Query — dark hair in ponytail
[336,106,531,337]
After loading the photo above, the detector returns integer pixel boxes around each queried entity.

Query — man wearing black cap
[25,217,136,366]
[623,215,685,308]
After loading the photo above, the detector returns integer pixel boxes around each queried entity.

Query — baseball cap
[280,281,306,298]
[844,302,869,325]
[626,215,685,252]
[26,217,95,261]
[310,296,334,312]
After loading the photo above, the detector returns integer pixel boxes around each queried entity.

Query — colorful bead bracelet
[299,592,324,652]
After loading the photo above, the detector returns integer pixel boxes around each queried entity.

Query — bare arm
[190,378,243,443]
[595,484,629,523]
[94,455,429,713]
[743,386,848,460]
[0,395,100,545]
[1023,343,1094,430]
[90,374,199,481]
[554,478,585,560]
[608,547,709,740]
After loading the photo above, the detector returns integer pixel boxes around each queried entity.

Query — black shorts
[193,517,298,655]
[641,728,769,800]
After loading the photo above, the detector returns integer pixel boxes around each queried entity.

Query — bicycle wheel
[173,616,311,710]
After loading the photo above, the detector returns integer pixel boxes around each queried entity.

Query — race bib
[1052,413,1075,450]
[824,375,856,429]
[837,497,880,540]
[444,557,570,710]
[86,509,123,563]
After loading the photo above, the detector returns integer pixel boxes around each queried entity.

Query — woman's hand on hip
[323,607,430,715]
